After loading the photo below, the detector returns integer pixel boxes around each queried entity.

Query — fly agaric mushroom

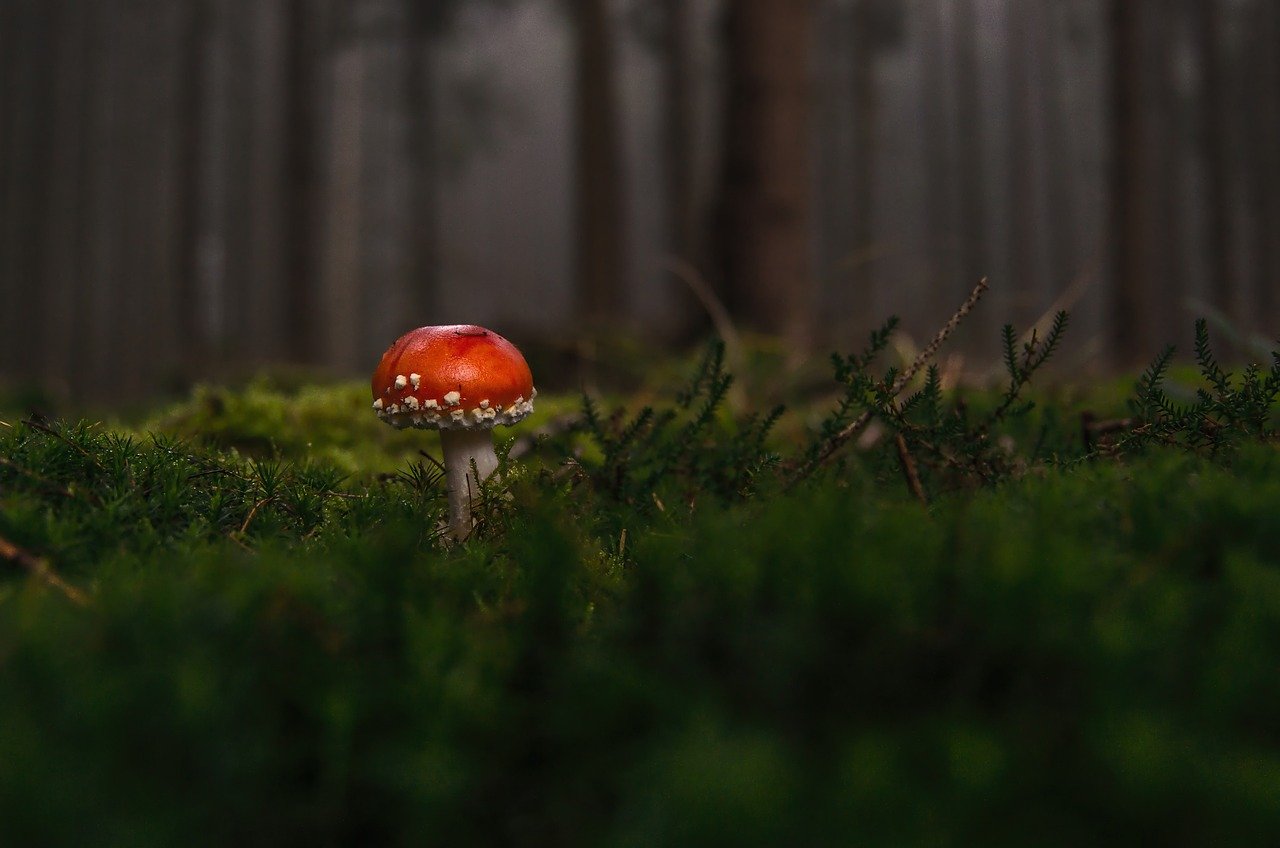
[372,324,535,540]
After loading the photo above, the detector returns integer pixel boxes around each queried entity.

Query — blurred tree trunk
[319,28,364,373]
[0,2,10,180]
[1195,0,1237,329]
[83,1,125,392]
[315,0,433,371]
[849,0,878,332]
[220,0,254,366]
[1004,0,1039,325]
[661,0,695,265]
[1108,0,1153,364]
[1149,3,1182,345]
[814,0,850,339]
[661,0,706,340]
[0,1,55,387]
[405,1,439,325]
[1259,0,1280,331]
[176,0,209,372]
[141,2,188,393]
[1038,3,1079,302]
[0,0,16,375]
[920,0,953,309]
[571,0,627,325]
[41,1,93,392]
[716,0,815,347]
[1244,0,1278,334]
[245,2,290,364]
[281,0,324,363]
[354,0,419,366]
[953,0,987,301]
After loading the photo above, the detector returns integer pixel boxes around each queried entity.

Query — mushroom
[372,324,536,540]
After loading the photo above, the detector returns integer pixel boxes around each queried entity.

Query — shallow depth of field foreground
[2,313,1279,846]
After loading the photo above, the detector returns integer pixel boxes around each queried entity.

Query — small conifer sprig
[1113,319,1280,455]
[791,278,990,484]
[988,311,1070,425]
[890,317,1068,492]
[792,292,1068,496]
[576,339,783,511]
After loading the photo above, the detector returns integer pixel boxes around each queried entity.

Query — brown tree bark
[218,0,255,367]
[1268,0,1280,332]
[244,1,290,364]
[281,0,319,362]
[660,0,707,341]
[661,0,695,264]
[848,0,879,331]
[953,0,987,301]
[319,12,366,373]
[176,0,209,372]
[1004,0,1039,325]
[1148,2,1182,346]
[570,0,627,325]
[1,2,56,388]
[41,0,93,392]
[0,0,16,381]
[1245,0,1278,333]
[83,0,125,394]
[920,0,954,303]
[404,0,440,326]
[716,0,815,348]
[1037,1,1079,301]
[354,0,418,366]
[1195,0,1237,331]
[1108,0,1153,364]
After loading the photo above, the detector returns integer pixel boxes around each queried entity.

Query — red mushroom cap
[371,325,536,430]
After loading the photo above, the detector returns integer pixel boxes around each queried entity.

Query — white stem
[439,428,499,541]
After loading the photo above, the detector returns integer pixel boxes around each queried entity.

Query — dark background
[2,0,1278,401]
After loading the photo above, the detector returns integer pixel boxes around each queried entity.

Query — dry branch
[895,434,929,506]
[794,277,989,482]
[0,535,90,607]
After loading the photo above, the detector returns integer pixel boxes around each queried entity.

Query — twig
[0,534,90,606]
[662,256,748,412]
[236,497,275,537]
[794,277,990,481]
[887,277,989,406]
[662,256,743,360]
[1019,255,1098,347]
[894,434,928,506]
[22,417,106,473]
[417,449,447,475]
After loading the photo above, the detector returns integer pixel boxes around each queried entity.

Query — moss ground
[1,353,1278,845]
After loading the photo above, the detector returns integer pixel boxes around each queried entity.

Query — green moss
[140,377,585,475]
[2,325,1279,844]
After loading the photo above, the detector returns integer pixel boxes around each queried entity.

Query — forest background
[1,0,1279,401]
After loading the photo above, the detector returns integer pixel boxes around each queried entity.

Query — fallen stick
[894,433,929,506]
[0,534,90,607]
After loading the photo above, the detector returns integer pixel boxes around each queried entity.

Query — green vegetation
[2,316,1278,845]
